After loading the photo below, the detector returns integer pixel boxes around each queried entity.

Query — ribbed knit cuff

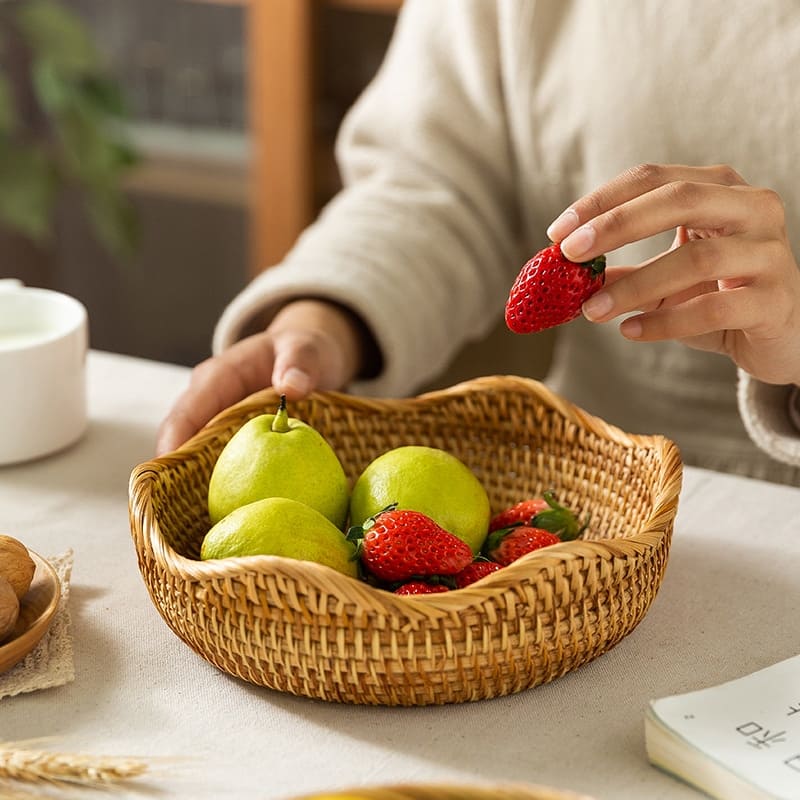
[789,385,800,431]
[737,370,800,468]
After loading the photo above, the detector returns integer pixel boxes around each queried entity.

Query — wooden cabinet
[248,1,400,275]
[192,0,401,276]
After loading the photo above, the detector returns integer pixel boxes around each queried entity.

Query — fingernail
[278,367,313,395]
[582,291,614,321]
[620,316,643,339]
[561,225,595,260]
[546,208,579,242]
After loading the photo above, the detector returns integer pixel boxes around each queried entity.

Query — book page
[649,654,800,798]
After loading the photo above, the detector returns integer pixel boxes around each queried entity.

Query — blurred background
[0,0,552,384]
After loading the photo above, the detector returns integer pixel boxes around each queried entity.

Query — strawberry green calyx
[483,526,517,555]
[345,502,399,559]
[580,253,606,279]
[482,524,562,565]
[482,523,556,555]
[550,239,606,278]
[271,394,291,433]
[346,502,399,539]
[530,491,588,541]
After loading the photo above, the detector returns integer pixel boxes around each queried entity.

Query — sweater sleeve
[737,370,800,467]
[213,0,522,397]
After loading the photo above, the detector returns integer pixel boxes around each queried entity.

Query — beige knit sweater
[215,0,800,485]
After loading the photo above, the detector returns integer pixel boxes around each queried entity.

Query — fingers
[561,182,781,263]
[270,328,341,399]
[156,300,368,456]
[617,287,764,343]
[596,235,791,344]
[583,236,764,321]
[544,162,800,384]
[547,163,747,246]
[581,233,799,352]
[156,332,278,455]
[545,163,787,265]
[549,164,746,234]
[268,299,369,395]
[156,329,332,456]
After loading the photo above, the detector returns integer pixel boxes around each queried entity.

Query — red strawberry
[483,526,561,566]
[489,492,587,541]
[347,506,473,583]
[454,560,503,588]
[394,581,451,596]
[505,242,606,333]
[489,498,550,532]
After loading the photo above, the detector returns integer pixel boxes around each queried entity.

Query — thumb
[270,331,328,400]
[273,364,316,400]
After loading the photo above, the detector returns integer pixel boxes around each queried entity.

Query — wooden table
[1,350,798,799]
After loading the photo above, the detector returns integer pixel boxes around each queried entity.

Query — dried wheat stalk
[0,741,148,788]
[0,784,58,800]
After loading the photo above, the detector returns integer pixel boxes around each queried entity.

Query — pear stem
[271,394,290,432]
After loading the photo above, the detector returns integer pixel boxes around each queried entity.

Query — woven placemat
[0,551,74,700]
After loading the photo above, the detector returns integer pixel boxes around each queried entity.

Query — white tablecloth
[1,350,799,799]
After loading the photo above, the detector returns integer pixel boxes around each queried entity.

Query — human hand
[156,299,370,455]
[546,163,800,386]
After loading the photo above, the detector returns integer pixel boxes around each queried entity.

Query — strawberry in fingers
[505,243,606,334]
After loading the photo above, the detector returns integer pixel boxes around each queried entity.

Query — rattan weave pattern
[128,376,682,706]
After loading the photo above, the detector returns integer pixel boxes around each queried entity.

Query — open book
[645,654,800,800]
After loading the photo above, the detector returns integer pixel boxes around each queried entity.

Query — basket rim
[129,375,683,613]
[188,374,664,451]
[288,782,597,800]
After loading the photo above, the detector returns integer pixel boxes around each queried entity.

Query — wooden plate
[0,552,60,674]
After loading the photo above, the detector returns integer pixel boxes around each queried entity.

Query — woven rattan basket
[288,783,596,800]
[129,375,682,706]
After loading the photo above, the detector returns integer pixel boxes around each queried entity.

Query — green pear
[200,496,358,578]
[207,396,349,527]
[349,445,491,554]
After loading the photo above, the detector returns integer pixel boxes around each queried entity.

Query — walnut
[0,577,19,642]
[0,535,36,599]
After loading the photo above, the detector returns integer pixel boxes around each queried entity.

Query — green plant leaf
[84,183,139,258]
[1,0,140,257]
[53,105,128,181]
[16,0,99,75]
[0,141,57,241]
[31,57,73,113]
[49,106,139,257]
[0,74,17,135]
[80,75,127,118]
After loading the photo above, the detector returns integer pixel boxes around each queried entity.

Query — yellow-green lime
[200,496,358,578]
[349,445,491,554]
[207,396,349,527]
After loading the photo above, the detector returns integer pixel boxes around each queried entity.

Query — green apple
[207,396,349,527]
[349,445,491,554]
[200,496,358,578]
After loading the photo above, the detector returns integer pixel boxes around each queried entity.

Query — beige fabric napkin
[0,551,74,700]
